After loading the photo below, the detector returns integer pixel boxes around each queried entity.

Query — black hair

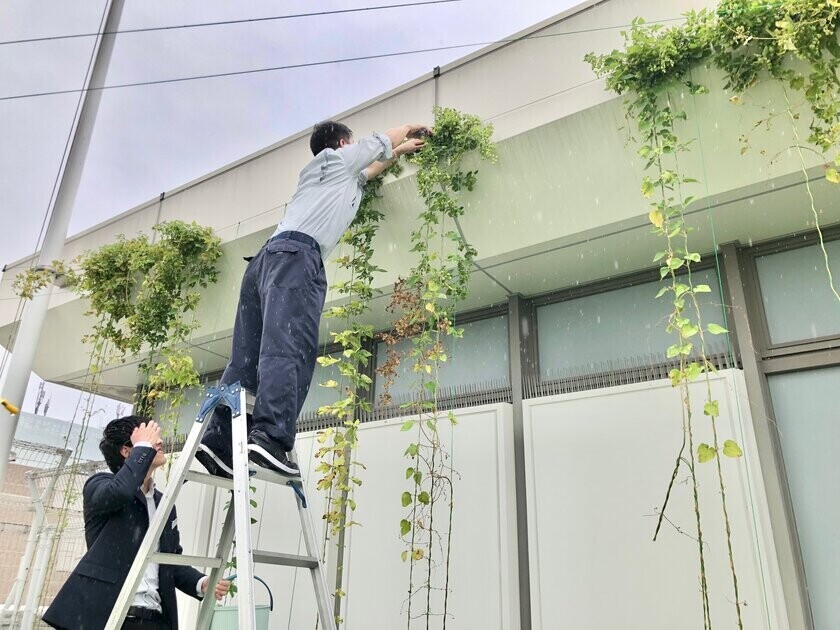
[310,121,352,156]
[100,415,147,473]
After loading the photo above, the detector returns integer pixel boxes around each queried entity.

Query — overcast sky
[0,0,579,426]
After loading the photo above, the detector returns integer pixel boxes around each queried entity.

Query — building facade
[1,0,838,628]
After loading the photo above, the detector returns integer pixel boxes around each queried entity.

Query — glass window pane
[536,269,727,379]
[755,240,840,345]
[375,315,509,402]
[301,353,342,416]
[768,367,840,630]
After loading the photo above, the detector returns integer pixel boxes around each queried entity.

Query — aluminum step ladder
[106,382,336,630]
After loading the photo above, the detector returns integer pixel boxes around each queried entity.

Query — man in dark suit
[42,416,230,629]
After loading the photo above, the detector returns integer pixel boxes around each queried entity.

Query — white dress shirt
[132,443,204,611]
[273,132,393,259]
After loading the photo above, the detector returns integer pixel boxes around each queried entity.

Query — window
[768,366,840,630]
[300,353,342,416]
[536,269,727,380]
[374,315,509,403]
[755,240,840,345]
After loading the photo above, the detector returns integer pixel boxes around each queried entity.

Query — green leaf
[405,467,414,480]
[669,368,682,386]
[414,471,422,485]
[723,440,743,458]
[400,519,411,536]
[704,400,719,417]
[401,550,409,562]
[667,257,684,271]
[685,362,703,381]
[401,492,412,507]
[648,208,664,228]
[655,286,671,299]
[685,252,701,263]
[707,323,728,335]
[401,420,415,432]
[698,443,717,463]
[418,491,430,505]
[448,411,458,426]
[694,284,711,293]
[674,283,690,297]
[826,168,840,184]
[682,324,699,338]
[641,178,655,198]
[653,251,667,262]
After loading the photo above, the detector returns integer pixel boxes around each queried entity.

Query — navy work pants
[202,231,327,455]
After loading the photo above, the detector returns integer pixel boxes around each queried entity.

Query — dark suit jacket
[42,446,205,630]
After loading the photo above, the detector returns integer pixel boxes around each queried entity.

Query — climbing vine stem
[312,161,402,621]
[380,107,496,628]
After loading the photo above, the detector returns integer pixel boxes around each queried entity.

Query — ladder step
[151,553,224,569]
[186,468,302,488]
[253,550,318,569]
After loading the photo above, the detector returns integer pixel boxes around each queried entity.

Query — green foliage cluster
[391,107,496,628]
[314,161,403,540]
[15,221,222,426]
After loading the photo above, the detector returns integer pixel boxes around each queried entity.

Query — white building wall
[168,376,788,629]
[169,404,520,629]
[523,370,787,630]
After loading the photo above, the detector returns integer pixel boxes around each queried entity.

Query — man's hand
[131,421,161,446]
[384,124,431,152]
[394,138,426,156]
[406,124,432,139]
[201,577,232,601]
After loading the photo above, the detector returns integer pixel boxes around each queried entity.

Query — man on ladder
[196,120,430,478]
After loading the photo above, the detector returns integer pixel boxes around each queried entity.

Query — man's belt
[126,606,165,620]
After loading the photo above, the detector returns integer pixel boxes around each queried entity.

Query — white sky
[0,0,580,425]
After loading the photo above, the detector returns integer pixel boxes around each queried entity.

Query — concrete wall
[523,370,787,629]
[167,377,789,629]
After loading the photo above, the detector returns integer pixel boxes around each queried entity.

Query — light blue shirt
[273,132,393,259]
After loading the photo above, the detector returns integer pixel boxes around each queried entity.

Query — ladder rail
[104,382,337,630]
[196,501,236,629]
[231,386,257,630]
[292,457,337,630]
[104,388,216,629]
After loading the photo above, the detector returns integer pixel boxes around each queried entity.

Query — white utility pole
[0,0,125,485]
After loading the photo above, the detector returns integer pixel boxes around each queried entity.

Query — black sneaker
[247,431,300,477]
[195,444,234,479]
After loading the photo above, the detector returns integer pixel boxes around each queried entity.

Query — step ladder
[106,382,337,630]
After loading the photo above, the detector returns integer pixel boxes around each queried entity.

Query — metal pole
[507,294,532,630]
[0,0,124,485]
[19,525,56,629]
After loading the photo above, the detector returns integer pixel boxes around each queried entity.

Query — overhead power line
[0,0,461,46]
[0,18,684,103]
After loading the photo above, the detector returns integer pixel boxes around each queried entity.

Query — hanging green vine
[381,107,496,628]
[586,0,840,626]
[14,220,222,436]
[312,161,403,619]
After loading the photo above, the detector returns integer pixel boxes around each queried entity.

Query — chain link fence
[0,440,106,629]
